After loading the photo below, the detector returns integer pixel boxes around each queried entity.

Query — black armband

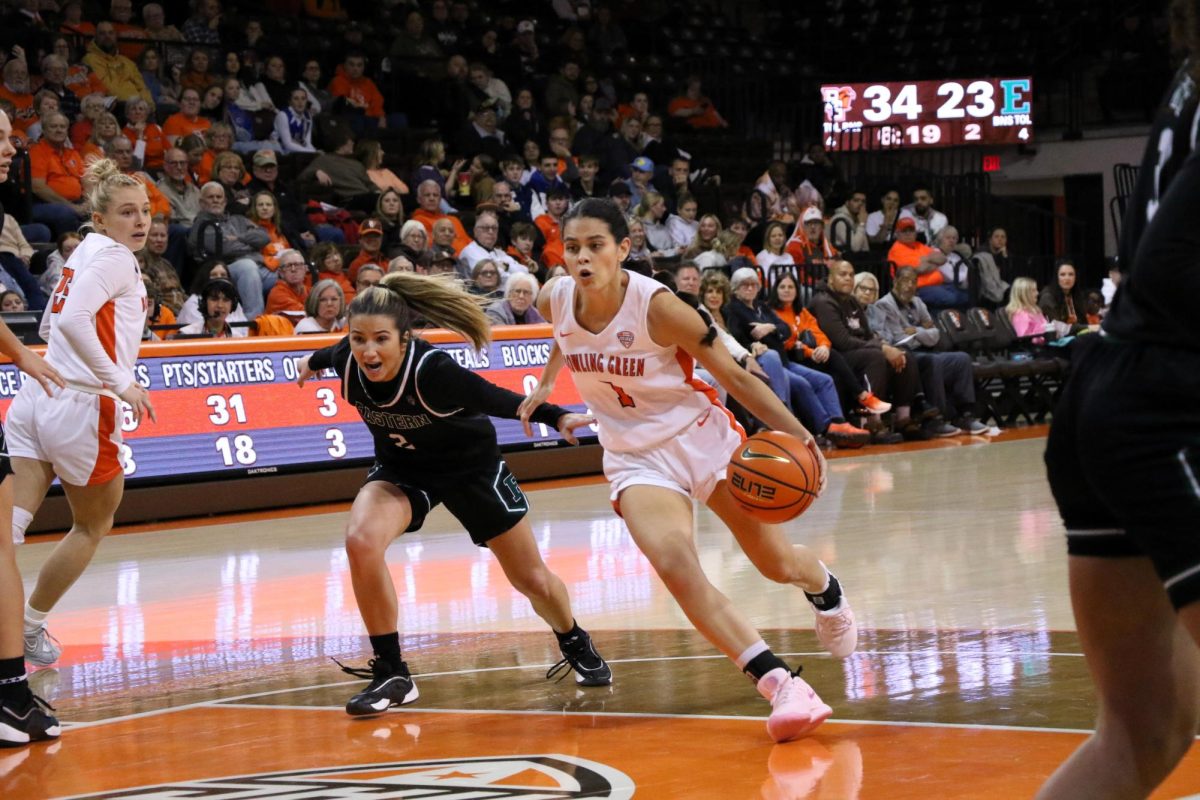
[529,402,571,428]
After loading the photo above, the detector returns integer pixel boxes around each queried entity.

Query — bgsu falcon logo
[616,330,635,349]
[821,86,857,122]
[61,755,635,799]
[602,381,637,409]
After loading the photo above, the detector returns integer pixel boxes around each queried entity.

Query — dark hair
[578,153,600,166]
[190,259,228,293]
[546,185,571,201]
[347,272,491,350]
[767,271,803,314]
[200,278,239,317]
[510,221,536,240]
[563,197,630,241]
[651,270,675,290]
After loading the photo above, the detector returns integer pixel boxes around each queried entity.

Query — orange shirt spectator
[348,249,386,284]
[134,172,172,219]
[124,98,166,172]
[256,220,290,272]
[63,65,105,99]
[668,78,728,130]
[328,56,385,120]
[265,281,309,318]
[887,219,945,289]
[29,137,86,202]
[412,209,471,253]
[774,305,831,356]
[320,270,355,304]
[0,74,35,138]
[163,89,211,145]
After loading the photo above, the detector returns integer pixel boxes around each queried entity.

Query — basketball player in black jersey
[1041,3,1200,796]
[297,271,610,716]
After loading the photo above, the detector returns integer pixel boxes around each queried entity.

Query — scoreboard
[821,77,1033,151]
[0,326,596,487]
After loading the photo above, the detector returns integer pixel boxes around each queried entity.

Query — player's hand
[119,383,156,424]
[803,433,828,495]
[555,412,595,445]
[517,382,553,436]
[295,355,315,387]
[13,347,65,396]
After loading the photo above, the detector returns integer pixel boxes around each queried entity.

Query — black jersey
[308,336,569,484]
[1106,62,1200,346]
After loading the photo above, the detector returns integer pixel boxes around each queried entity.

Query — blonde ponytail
[349,271,492,350]
[84,156,144,215]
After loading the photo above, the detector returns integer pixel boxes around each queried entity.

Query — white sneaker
[756,668,833,743]
[23,626,61,668]
[813,598,858,659]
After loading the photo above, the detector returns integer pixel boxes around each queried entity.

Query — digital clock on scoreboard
[0,327,596,488]
[821,77,1033,151]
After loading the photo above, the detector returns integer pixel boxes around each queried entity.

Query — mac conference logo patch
[62,755,636,799]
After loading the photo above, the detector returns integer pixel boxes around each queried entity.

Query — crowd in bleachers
[0,0,1123,436]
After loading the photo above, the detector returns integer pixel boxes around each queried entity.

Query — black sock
[369,632,402,670]
[0,657,27,704]
[743,650,793,682]
[805,572,843,611]
[554,620,583,647]
[831,416,846,424]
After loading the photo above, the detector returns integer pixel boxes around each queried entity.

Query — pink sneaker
[813,598,858,659]
[859,392,891,415]
[756,668,833,743]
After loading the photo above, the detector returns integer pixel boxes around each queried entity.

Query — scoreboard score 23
[821,77,1033,151]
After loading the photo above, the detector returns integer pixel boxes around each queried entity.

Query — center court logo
[60,755,636,799]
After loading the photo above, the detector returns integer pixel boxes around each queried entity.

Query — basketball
[727,431,822,523]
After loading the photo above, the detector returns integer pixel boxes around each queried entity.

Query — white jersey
[549,270,720,453]
[43,232,147,395]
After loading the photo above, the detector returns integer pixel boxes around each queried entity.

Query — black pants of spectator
[914,351,975,420]
[841,346,920,407]
[801,348,867,416]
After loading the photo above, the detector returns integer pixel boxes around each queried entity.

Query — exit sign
[982,155,1002,172]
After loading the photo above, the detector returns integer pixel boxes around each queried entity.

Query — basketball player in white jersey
[0,109,66,744]
[519,199,857,743]
[8,158,155,667]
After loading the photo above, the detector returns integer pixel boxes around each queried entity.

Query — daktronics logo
[821,86,858,122]
[62,756,636,799]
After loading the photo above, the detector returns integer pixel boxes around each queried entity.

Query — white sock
[734,639,770,672]
[11,507,31,545]
[811,562,831,595]
[23,603,48,634]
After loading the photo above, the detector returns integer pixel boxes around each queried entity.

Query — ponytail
[348,271,492,350]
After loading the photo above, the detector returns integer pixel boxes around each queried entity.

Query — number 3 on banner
[325,428,346,458]
[316,387,338,417]
[119,444,136,476]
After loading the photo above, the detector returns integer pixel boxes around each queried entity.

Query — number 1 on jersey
[601,381,637,408]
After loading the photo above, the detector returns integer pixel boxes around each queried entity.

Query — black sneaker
[336,658,419,716]
[0,691,60,747]
[547,630,613,687]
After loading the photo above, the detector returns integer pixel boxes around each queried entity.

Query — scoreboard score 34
[821,77,1033,151]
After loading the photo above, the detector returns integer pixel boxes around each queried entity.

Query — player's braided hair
[348,272,491,350]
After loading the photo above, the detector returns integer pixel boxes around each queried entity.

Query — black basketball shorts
[364,458,529,546]
[1045,334,1200,609]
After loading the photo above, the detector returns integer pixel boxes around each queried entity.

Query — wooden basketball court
[9,429,1200,798]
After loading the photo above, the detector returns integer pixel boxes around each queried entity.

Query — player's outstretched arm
[518,339,565,436]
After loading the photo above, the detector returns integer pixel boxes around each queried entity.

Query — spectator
[617,92,650,130]
[189,182,271,317]
[24,90,59,144]
[329,50,395,131]
[268,86,316,155]
[485,272,544,326]
[246,149,326,250]
[122,96,165,171]
[569,153,601,201]
[410,138,461,203]
[588,5,627,55]
[176,259,245,330]
[673,262,701,296]
[38,231,82,297]
[248,189,292,277]
[0,291,24,312]
[724,267,868,446]
[109,0,147,59]
[212,150,251,216]
[866,187,902,244]
[410,179,471,251]
[809,259,925,440]
[397,219,428,262]
[756,220,798,289]
[141,3,184,43]
[389,9,445,80]
[428,244,460,276]
[182,0,223,46]
[375,188,405,252]
[635,191,677,257]
[136,48,178,111]
[0,60,34,139]
[768,272,890,418]
[900,185,948,243]
[0,216,45,310]
[695,230,741,272]
[506,221,540,274]
[223,77,280,153]
[298,58,331,115]
[80,111,122,164]
[626,217,655,270]
[358,140,408,196]
[544,59,581,118]
[1038,259,1095,333]
[293,278,347,333]
[468,62,511,119]
[669,75,729,129]
[28,112,87,236]
[625,155,654,208]
[667,192,699,249]
[1006,276,1055,341]
[199,83,225,121]
[976,226,1011,281]
[786,206,839,273]
[84,20,154,108]
[35,55,81,125]
[177,277,241,337]
[829,189,869,253]
[105,135,172,220]
[355,262,384,294]
[931,225,971,309]
[607,179,633,214]
[601,115,642,184]
[264,249,310,323]
[164,87,210,146]
[346,218,387,282]
[138,217,186,314]
[887,217,949,304]
[683,213,721,260]
[192,122,233,184]
[310,241,354,302]
[469,258,502,297]
[253,55,290,112]
[460,209,525,280]
[534,186,570,268]
[297,129,379,210]
[870,267,984,435]
[430,218,460,256]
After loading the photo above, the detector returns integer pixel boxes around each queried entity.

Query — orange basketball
[727,431,821,523]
